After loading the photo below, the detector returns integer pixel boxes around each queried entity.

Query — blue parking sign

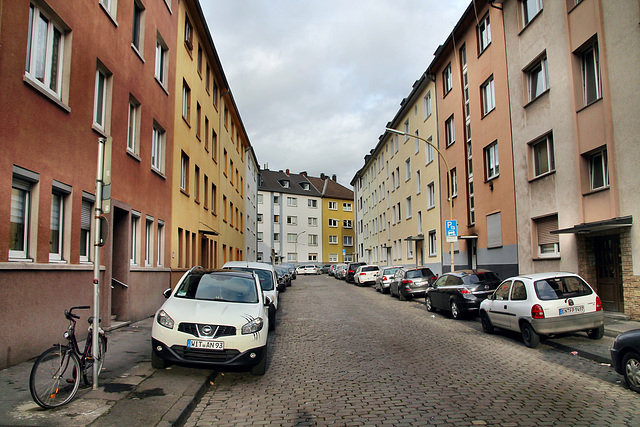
[445,220,458,237]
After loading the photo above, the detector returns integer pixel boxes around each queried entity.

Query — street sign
[445,220,458,243]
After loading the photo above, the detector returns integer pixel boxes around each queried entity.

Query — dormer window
[300,182,310,190]
[279,179,290,188]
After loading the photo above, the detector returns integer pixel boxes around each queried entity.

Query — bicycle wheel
[29,346,81,409]
[83,333,107,386]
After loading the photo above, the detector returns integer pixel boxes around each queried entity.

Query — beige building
[502,0,640,317]
[353,71,442,274]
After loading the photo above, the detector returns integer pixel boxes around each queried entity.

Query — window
[478,14,491,53]
[152,122,166,174]
[274,214,279,223]
[481,76,495,116]
[132,1,145,54]
[257,194,263,204]
[273,195,280,205]
[328,201,337,210]
[589,147,609,190]
[196,103,201,139]
[197,43,203,75]
[49,192,64,261]
[80,196,93,262]
[145,217,153,266]
[25,2,68,100]
[329,235,338,245]
[300,182,310,190]
[343,220,353,229]
[329,253,338,262]
[257,232,263,242]
[194,165,200,203]
[287,197,297,207]
[535,215,559,257]
[308,217,318,227]
[403,120,410,143]
[405,196,412,219]
[449,168,457,198]
[308,199,317,208]
[100,0,117,17]
[211,184,217,214]
[486,212,502,248]
[427,182,436,209]
[184,14,193,51]
[182,80,191,122]
[309,234,318,246]
[424,91,432,119]
[10,175,36,260]
[527,57,549,102]
[443,64,453,95]
[445,115,455,146]
[522,0,543,27]
[343,202,352,212]
[428,230,437,256]
[155,34,168,86]
[407,241,414,259]
[286,216,297,225]
[273,233,280,242]
[131,212,140,265]
[531,135,555,178]
[157,221,164,267]
[127,96,141,155]
[204,175,209,208]
[279,179,290,188]
[180,151,189,192]
[485,142,500,180]
[395,167,400,189]
[343,236,353,247]
[426,138,434,164]
[329,218,338,227]
[581,42,601,105]
[416,171,421,194]
[405,158,411,181]
[93,65,112,133]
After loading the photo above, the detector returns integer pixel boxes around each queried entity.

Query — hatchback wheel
[480,311,494,334]
[622,351,640,393]
[425,296,435,312]
[521,322,540,348]
[450,300,462,320]
[587,325,604,340]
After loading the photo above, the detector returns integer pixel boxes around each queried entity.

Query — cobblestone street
[186,275,640,426]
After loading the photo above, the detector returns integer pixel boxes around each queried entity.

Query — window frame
[526,56,549,102]
[155,34,169,87]
[93,65,112,133]
[485,142,500,181]
[531,134,555,179]
[478,14,491,54]
[445,115,455,147]
[581,42,602,106]
[481,75,495,116]
[127,96,141,156]
[151,121,166,174]
[443,64,453,95]
[522,0,543,28]
[588,147,609,191]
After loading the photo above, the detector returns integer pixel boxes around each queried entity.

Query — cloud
[202,0,469,186]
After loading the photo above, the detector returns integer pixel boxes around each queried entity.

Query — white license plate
[559,305,584,315]
[187,339,224,350]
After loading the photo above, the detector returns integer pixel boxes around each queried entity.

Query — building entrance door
[594,235,623,312]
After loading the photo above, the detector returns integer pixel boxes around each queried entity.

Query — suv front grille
[178,323,236,338]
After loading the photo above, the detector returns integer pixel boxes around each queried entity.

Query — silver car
[374,266,403,293]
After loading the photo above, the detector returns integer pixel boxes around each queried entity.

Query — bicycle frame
[63,307,106,374]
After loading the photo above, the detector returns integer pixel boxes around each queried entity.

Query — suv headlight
[241,317,264,334]
[156,310,174,329]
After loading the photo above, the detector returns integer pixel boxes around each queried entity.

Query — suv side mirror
[163,288,172,299]
[264,295,273,306]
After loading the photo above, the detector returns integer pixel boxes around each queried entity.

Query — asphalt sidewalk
[0,312,638,426]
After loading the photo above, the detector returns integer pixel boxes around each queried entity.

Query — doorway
[594,235,623,312]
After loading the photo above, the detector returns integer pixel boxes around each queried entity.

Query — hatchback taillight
[359,272,366,276]
[460,289,471,295]
[383,276,388,281]
[531,304,545,319]
[596,296,603,311]
[402,279,413,285]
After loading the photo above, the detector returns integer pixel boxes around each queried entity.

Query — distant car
[280,263,297,280]
[389,267,437,301]
[296,265,319,275]
[426,269,501,319]
[354,265,379,286]
[328,265,337,276]
[611,329,640,393]
[321,264,331,274]
[151,268,270,375]
[346,262,366,283]
[274,266,291,288]
[374,266,403,294]
[334,264,347,280]
[479,272,604,348]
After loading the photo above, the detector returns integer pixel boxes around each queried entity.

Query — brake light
[595,296,603,311]
[382,276,388,281]
[359,272,366,276]
[402,279,413,285]
[531,304,545,319]
[348,270,354,274]
[460,289,471,295]
[430,276,437,281]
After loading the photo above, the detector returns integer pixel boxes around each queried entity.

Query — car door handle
[503,305,507,309]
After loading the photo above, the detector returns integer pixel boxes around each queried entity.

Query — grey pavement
[0,279,638,426]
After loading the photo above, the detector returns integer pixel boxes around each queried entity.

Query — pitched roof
[307,176,354,201]
[258,169,322,197]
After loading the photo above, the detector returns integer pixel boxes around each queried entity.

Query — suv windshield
[406,268,434,279]
[174,272,258,303]
[534,276,593,300]
[227,267,275,291]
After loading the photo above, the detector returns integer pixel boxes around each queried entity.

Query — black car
[274,266,291,288]
[280,263,297,280]
[346,262,366,283]
[425,269,501,319]
[389,267,437,301]
[611,328,640,393]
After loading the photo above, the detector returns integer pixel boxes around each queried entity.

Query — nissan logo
[201,325,213,336]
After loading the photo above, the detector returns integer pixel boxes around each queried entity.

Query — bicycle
[29,306,107,409]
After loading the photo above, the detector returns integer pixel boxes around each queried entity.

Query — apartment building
[430,0,518,278]
[307,174,356,264]
[352,71,442,273]
[257,169,325,264]
[502,0,640,317]
[0,0,176,368]
[245,146,260,262]
[171,0,251,282]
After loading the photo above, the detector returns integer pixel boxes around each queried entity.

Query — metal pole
[92,137,105,389]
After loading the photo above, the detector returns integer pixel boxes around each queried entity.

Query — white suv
[151,268,270,375]
[354,265,380,286]
[223,261,279,330]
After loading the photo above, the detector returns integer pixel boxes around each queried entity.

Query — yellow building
[171,0,250,283]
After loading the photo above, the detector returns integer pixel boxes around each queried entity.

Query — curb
[172,371,217,427]
[544,340,612,365]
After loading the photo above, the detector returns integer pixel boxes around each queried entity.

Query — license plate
[187,339,224,350]
[559,305,584,315]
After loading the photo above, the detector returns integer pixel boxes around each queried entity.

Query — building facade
[245,146,259,262]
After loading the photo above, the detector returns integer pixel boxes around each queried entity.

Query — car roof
[223,261,275,271]
[506,271,581,281]
[442,269,494,277]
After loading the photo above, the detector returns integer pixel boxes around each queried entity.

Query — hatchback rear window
[362,266,379,272]
[534,276,593,300]
[175,273,258,303]
[406,268,434,279]
[462,272,501,284]
[383,268,400,275]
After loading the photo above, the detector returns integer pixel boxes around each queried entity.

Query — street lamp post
[385,128,455,273]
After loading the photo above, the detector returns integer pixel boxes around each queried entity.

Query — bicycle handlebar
[66,306,91,320]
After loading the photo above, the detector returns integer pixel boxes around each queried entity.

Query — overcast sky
[202,0,470,188]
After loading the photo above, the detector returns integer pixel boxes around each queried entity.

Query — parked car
[274,266,291,288]
[374,266,403,294]
[346,262,367,283]
[222,261,279,330]
[390,267,437,301]
[151,268,270,375]
[334,264,348,280]
[328,264,337,276]
[479,272,605,348]
[425,269,501,319]
[321,264,331,274]
[296,264,319,275]
[280,263,297,280]
[354,265,380,286]
[611,329,640,393]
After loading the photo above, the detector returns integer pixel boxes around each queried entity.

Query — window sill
[151,167,166,179]
[180,188,190,197]
[518,11,543,35]
[99,2,119,27]
[155,77,170,95]
[92,124,108,138]
[23,75,71,113]
[524,89,550,109]
[576,96,603,114]
[478,42,491,59]
[131,44,145,63]
[528,169,555,183]
[583,186,610,197]
[533,255,561,261]
[182,116,191,128]
[126,149,141,162]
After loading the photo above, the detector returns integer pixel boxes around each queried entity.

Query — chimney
[285,169,290,175]
[332,174,337,181]
[320,173,326,180]
[300,171,307,177]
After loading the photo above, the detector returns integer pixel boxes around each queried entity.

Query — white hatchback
[479,272,605,348]
[151,268,270,375]
[354,265,380,286]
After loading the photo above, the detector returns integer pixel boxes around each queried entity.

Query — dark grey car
[389,267,437,301]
